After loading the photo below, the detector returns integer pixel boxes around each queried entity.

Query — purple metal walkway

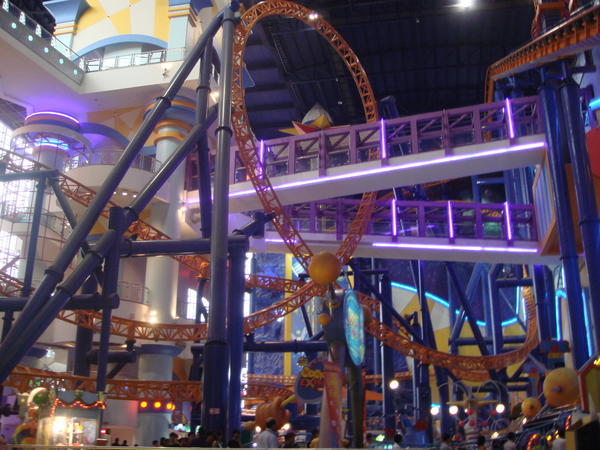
[255,199,552,264]
[186,95,547,212]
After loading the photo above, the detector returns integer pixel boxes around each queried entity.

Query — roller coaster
[0,0,597,439]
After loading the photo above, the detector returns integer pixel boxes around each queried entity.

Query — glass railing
[0,0,83,83]
[65,150,161,173]
[84,47,186,72]
[117,280,150,305]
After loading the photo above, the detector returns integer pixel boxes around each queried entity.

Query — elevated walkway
[186,96,546,212]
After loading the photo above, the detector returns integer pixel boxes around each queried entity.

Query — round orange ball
[318,313,331,326]
[543,367,579,407]
[308,252,341,286]
[521,397,542,418]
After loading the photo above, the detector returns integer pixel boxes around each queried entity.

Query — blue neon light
[555,289,593,354]
[391,282,518,328]
[589,97,600,111]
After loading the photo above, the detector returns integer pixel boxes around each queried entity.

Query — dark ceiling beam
[245,83,288,93]
[246,102,296,112]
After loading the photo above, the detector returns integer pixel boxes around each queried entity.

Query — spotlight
[281,423,290,431]
[166,403,174,410]
[495,403,506,414]
[491,432,499,439]
[449,405,459,415]
[139,401,148,408]
[456,0,474,8]
[121,191,128,196]
[308,12,319,20]
[388,379,399,390]
[210,90,220,102]
[430,405,440,416]
[153,401,162,409]
[255,426,261,433]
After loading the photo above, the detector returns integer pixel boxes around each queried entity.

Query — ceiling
[242,0,535,139]
[1,1,534,137]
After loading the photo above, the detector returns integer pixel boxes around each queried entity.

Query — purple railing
[267,199,537,243]
[228,96,542,184]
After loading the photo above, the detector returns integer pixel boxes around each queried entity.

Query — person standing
[255,418,279,448]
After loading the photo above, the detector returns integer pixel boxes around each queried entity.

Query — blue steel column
[73,276,97,376]
[487,265,504,355]
[532,265,555,342]
[559,68,600,353]
[21,174,46,297]
[203,3,237,433]
[196,43,213,239]
[227,241,248,435]
[380,274,396,433]
[97,207,123,393]
[539,70,589,367]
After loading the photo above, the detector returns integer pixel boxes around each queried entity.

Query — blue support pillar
[227,241,247,436]
[73,276,97,376]
[487,265,504,355]
[97,207,124,393]
[22,174,46,297]
[532,265,555,342]
[559,68,600,354]
[539,69,589,367]
[381,274,396,434]
[203,4,236,432]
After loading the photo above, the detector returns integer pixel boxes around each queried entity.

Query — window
[0,120,12,149]
[186,288,208,320]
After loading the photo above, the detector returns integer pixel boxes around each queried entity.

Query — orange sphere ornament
[521,397,542,418]
[543,367,579,407]
[318,313,331,326]
[308,252,341,286]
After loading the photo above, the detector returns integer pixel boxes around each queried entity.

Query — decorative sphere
[317,313,331,326]
[521,397,542,418]
[543,368,579,407]
[308,252,341,286]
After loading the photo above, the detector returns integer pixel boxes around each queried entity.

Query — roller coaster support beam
[559,63,600,353]
[196,41,213,239]
[227,238,247,436]
[120,235,246,257]
[449,263,485,350]
[410,262,444,440]
[487,265,504,355]
[0,8,225,383]
[22,172,47,297]
[0,169,57,182]
[97,207,124,393]
[0,293,108,311]
[203,3,237,433]
[243,341,328,353]
[539,67,589,367]
[349,261,423,344]
[73,277,97,377]
[380,275,396,434]
[454,336,526,346]
[446,263,499,381]
[532,265,556,343]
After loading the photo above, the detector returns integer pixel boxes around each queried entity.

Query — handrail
[65,150,161,174]
[83,47,187,73]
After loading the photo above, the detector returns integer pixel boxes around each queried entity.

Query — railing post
[475,205,483,239]
[288,137,296,175]
[380,118,389,166]
[442,109,451,155]
[319,131,327,176]
[349,128,357,164]
[410,119,419,154]
[473,106,483,144]
[418,204,426,237]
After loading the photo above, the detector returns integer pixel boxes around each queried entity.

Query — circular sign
[344,290,365,366]
[294,360,325,404]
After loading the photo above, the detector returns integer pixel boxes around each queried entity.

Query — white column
[144,122,188,323]
[136,344,182,446]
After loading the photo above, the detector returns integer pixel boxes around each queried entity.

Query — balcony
[83,47,187,73]
[65,150,161,174]
[0,0,83,84]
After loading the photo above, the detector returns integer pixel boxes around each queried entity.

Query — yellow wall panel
[76,0,108,32]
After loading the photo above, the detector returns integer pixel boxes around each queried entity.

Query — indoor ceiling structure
[242,0,535,139]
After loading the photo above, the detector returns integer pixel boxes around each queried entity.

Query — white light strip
[504,201,513,241]
[505,98,515,139]
[380,118,387,159]
[372,242,538,254]
[447,200,454,239]
[391,198,397,236]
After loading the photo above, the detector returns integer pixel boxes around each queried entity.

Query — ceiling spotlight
[388,379,399,390]
[210,90,220,102]
[449,405,459,415]
[496,403,506,414]
[456,0,474,8]
[430,405,440,416]
[308,12,319,20]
